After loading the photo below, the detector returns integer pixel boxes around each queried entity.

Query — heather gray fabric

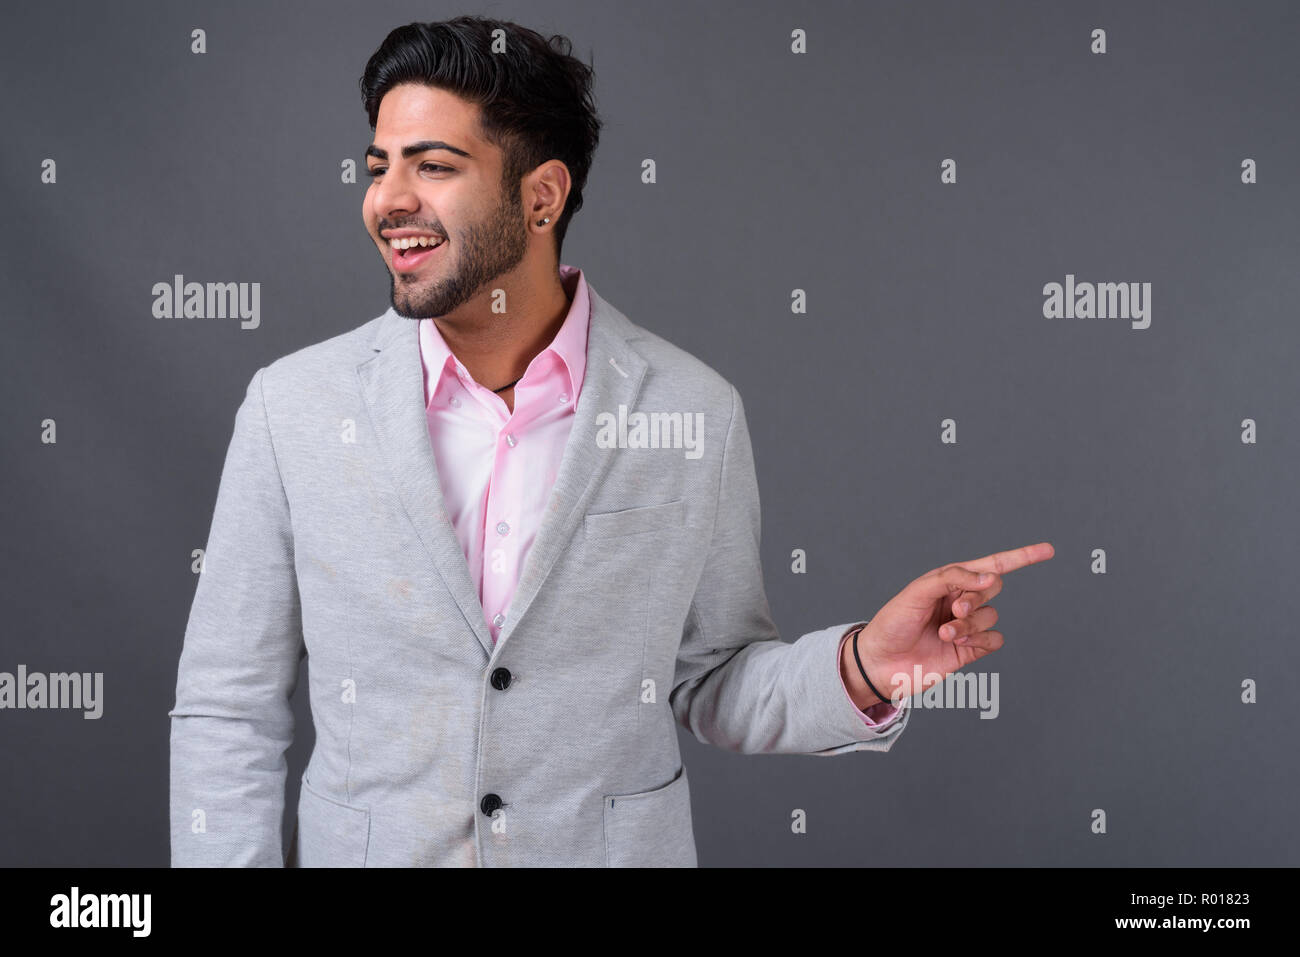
[168,280,911,867]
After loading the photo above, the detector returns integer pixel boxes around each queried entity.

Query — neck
[430,260,572,393]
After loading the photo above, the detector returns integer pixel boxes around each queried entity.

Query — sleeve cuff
[837,625,905,728]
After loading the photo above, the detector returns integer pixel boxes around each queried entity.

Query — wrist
[839,623,892,709]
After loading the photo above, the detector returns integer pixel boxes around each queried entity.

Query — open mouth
[391,237,445,272]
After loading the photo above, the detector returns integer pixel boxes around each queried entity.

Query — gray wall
[1,0,1296,866]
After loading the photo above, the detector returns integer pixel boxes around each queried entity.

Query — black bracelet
[850,624,893,706]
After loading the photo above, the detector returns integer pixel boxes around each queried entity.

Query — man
[169,16,1053,867]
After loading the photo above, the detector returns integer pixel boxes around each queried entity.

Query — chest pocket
[584,498,684,539]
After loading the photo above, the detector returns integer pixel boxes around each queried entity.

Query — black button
[490,667,512,690]
[480,793,503,816]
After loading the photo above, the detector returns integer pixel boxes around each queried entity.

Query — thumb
[921,564,994,598]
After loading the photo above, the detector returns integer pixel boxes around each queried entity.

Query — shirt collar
[419,263,590,408]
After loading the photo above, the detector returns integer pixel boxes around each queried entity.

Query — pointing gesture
[842,542,1055,707]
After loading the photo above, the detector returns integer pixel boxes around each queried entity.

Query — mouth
[388,236,446,273]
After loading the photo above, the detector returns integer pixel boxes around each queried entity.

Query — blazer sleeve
[168,366,305,866]
[669,383,911,756]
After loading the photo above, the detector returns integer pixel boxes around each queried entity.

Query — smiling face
[363,83,528,320]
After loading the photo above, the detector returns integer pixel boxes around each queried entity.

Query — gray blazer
[168,280,911,867]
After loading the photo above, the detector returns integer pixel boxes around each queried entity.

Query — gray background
[2,0,1296,866]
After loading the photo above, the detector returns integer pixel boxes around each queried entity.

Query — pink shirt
[420,264,900,729]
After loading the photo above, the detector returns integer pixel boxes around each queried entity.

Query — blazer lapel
[355,281,648,661]
[494,284,648,655]
[356,309,495,656]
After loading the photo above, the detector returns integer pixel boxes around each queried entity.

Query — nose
[371,165,420,220]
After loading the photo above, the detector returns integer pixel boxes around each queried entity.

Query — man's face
[363,83,528,320]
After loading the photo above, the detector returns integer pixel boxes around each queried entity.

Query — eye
[365,163,452,179]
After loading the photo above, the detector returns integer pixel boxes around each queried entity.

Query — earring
[537,217,550,226]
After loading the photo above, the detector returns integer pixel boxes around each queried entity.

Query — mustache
[380,224,445,235]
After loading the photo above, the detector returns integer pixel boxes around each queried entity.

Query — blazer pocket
[295,774,371,867]
[584,498,685,539]
[602,765,698,867]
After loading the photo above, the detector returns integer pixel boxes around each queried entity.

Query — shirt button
[496,521,509,536]
[492,612,506,627]
[449,396,461,407]
[505,434,517,447]
[557,393,568,404]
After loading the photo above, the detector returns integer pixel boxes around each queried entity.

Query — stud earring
[537,217,550,226]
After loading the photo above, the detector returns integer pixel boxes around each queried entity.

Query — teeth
[390,236,443,250]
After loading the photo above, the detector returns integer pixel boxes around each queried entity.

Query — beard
[386,181,528,320]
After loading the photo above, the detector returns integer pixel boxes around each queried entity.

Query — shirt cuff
[837,627,904,727]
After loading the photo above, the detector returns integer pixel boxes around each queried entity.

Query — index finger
[956,542,1055,576]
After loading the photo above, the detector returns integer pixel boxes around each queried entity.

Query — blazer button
[480,793,503,816]
[490,667,512,690]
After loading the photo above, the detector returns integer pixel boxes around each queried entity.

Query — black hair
[360,16,602,260]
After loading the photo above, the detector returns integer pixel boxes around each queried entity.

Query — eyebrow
[365,140,473,161]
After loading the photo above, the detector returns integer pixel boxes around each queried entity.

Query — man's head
[359,16,601,319]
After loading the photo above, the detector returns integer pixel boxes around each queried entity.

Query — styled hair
[360,16,602,259]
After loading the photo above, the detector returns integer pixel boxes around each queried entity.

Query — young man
[169,16,1053,867]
